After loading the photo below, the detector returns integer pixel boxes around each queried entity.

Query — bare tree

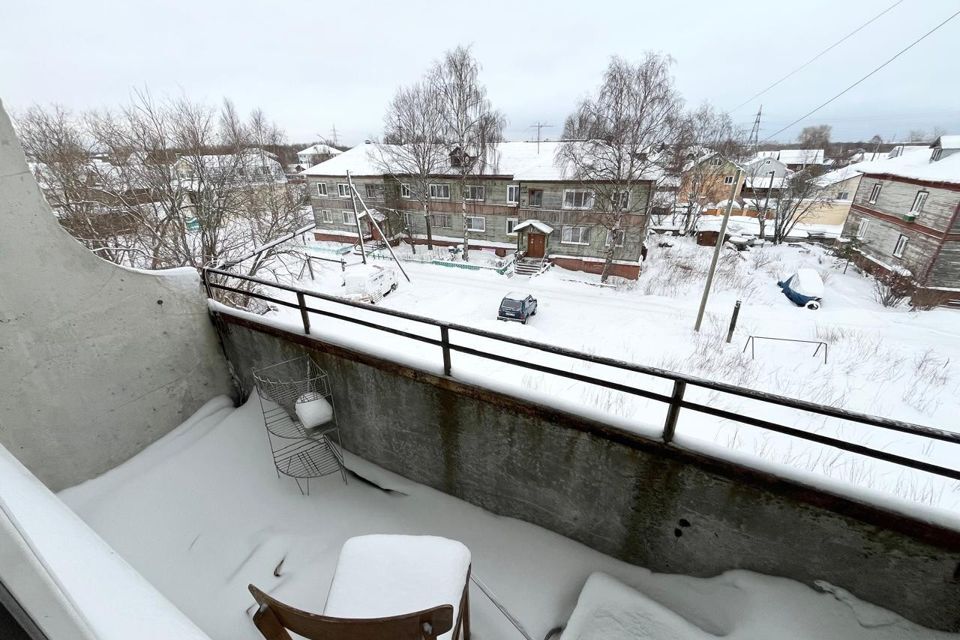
[797,124,831,148]
[557,53,683,281]
[431,45,505,262]
[375,80,447,252]
[673,102,743,234]
[769,166,832,244]
[16,93,308,282]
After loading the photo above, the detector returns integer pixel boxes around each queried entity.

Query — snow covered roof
[933,135,960,150]
[857,148,960,185]
[815,164,864,187]
[512,219,554,234]
[304,141,655,182]
[759,149,825,165]
[503,291,530,301]
[744,175,789,189]
[298,143,343,157]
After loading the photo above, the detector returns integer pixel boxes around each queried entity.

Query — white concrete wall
[0,99,233,490]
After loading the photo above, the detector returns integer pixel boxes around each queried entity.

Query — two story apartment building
[841,136,960,306]
[303,141,653,279]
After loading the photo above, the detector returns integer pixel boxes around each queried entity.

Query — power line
[731,0,903,113]
[762,8,960,143]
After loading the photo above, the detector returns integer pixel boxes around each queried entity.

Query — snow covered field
[251,237,960,517]
[61,396,957,640]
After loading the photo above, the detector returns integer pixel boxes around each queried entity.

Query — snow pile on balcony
[57,395,952,640]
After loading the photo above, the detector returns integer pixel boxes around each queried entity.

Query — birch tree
[770,166,832,244]
[557,53,683,281]
[431,45,505,262]
[673,103,743,234]
[375,80,446,252]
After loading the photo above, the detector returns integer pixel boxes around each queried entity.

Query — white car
[342,264,398,303]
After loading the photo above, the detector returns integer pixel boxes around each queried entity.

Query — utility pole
[747,105,762,156]
[694,168,743,332]
[529,122,553,154]
[346,170,367,264]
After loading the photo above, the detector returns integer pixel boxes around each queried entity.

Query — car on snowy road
[498,292,538,324]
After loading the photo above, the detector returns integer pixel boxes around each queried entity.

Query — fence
[202,266,960,483]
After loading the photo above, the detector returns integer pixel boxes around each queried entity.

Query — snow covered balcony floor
[58,395,957,640]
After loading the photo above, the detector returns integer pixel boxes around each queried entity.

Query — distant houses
[296,144,342,170]
[841,136,960,306]
[303,141,653,279]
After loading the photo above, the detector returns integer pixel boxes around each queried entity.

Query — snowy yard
[61,395,957,640]
[251,236,960,517]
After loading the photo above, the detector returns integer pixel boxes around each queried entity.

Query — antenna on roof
[529,122,554,154]
[748,105,762,155]
[330,124,339,147]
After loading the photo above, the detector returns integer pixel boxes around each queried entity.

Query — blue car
[498,292,538,324]
[778,268,824,310]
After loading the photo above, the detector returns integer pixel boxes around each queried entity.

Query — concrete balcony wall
[0,100,234,490]
[214,311,960,632]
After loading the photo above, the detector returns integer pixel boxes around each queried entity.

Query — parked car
[498,292,538,323]
[778,268,824,310]
[342,265,398,303]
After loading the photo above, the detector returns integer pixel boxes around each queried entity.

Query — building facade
[304,142,653,279]
[841,137,960,306]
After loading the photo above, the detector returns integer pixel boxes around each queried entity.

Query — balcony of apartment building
[2,103,960,640]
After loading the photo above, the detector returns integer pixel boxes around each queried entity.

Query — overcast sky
[2,0,958,147]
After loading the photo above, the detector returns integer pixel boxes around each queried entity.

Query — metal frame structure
[252,356,347,493]
[743,335,829,364]
[204,267,960,484]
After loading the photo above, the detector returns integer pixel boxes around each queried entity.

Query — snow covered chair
[253,356,346,493]
[249,534,472,640]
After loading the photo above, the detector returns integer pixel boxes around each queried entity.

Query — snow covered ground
[61,396,958,640]
[251,237,960,517]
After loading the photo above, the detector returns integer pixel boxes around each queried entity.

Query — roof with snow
[303,141,657,182]
[857,148,960,185]
[933,135,960,150]
[298,144,343,157]
[757,149,825,165]
[512,219,554,234]
[744,175,789,189]
[815,164,865,187]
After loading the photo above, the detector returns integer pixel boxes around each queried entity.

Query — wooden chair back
[248,584,454,640]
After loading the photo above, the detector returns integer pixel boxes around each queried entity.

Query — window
[316,183,327,197]
[606,229,625,247]
[341,210,356,225]
[563,189,594,210]
[507,185,520,204]
[612,191,630,210]
[932,147,943,162]
[723,175,735,185]
[463,185,485,201]
[364,184,384,200]
[337,183,351,198]
[561,226,591,245]
[429,183,450,200]
[910,190,928,214]
[836,191,850,201]
[320,209,332,223]
[506,217,519,235]
[465,216,485,232]
[868,183,881,203]
[893,234,908,258]
[430,213,452,229]
[856,219,869,239]
[710,158,722,166]
[400,183,412,198]
[528,189,543,207]
[402,212,415,228]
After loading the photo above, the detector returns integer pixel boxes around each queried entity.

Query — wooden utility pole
[346,171,367,264]
[694,168,743,332]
